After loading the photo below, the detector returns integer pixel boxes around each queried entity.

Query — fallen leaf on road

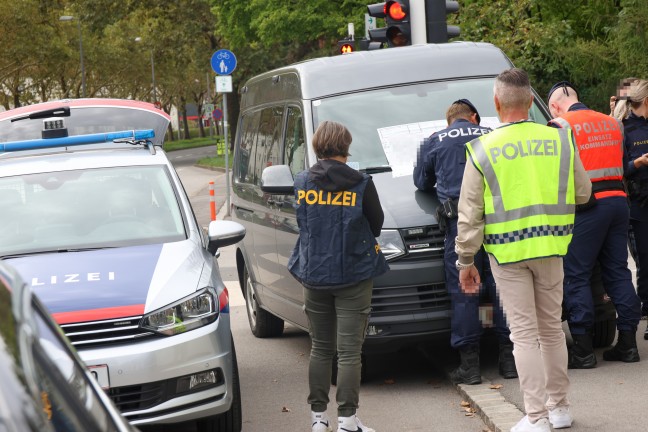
[460,401,471,407]
[384,378,396,385]
[281,406,291,413]
[490,384,503,389]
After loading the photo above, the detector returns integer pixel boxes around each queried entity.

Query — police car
[0,260,136,432]
[0,99,244,431]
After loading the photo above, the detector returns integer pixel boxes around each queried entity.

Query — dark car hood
[370,172,441,229]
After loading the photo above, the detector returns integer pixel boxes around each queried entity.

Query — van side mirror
[260,165,294,194]
[207,220,246,255]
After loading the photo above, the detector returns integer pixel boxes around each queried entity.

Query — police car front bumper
[79,317,234,425]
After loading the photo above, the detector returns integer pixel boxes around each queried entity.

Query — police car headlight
[377,230,405,261]
[140,289,218,336]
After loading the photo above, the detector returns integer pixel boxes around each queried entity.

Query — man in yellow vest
[455,68,592,432]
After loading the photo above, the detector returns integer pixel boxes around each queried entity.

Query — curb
[455,379,524,432]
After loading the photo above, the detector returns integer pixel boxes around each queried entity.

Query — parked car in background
[0,260,136,431]
[231,42,617,358]
[0,99,245,431]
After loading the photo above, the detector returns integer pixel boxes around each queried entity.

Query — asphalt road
[163,151,648,432]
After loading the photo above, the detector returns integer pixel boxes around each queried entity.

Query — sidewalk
[195,165,648,432]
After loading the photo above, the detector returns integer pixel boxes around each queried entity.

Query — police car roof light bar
[0,129,156,153]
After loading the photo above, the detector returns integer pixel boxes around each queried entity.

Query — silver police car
[0,99,244,431]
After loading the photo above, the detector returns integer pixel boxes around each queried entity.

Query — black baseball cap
[547,81,578,102]
[454,99,481,124]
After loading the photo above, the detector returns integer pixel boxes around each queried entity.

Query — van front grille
[400,225,445,260]
[371,282,450,316]
[60,316,157,348]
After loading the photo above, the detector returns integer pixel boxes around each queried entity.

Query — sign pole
[223,92,230,217]
[211,48,237,219]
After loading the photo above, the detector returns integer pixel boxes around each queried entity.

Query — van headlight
[377,229,405,261]
[140,289,218,336]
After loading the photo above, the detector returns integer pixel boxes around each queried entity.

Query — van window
[237,110,261,184]
[312,77,549,174]
[284,106,305,176]
[249,107,284,185]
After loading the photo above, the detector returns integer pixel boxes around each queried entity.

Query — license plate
[88,364,110,389]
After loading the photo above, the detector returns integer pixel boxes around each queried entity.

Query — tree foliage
[0,0,645,124]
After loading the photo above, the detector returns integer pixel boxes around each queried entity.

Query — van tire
[593,318,616,348]
[243,263,284,338]
[196,335,242,432]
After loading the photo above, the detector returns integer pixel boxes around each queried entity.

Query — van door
[273,105,309,328]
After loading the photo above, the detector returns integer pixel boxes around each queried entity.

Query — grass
[163,133,232,169]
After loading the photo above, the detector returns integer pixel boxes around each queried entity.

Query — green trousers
[304,279,372,417]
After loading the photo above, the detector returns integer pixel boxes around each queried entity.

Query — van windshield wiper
[361,166,392,174]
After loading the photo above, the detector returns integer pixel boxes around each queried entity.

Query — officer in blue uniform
[620,80,648,339]
[414,99,516,383]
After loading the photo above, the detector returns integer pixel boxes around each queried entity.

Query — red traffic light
[385,1,407,21]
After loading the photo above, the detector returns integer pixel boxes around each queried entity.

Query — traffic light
[367,1,411,48]
[425,0,460,43]
[337,39,356,54]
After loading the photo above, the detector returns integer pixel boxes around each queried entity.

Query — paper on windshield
[377,117,501,178]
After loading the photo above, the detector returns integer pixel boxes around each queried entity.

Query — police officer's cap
[547,81,578,102]
[453,99,481,124]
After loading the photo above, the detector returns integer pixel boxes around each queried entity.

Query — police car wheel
[196,335,242,432]
[243,263,284,338]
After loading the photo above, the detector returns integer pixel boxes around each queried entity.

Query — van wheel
[593,318,616,348]
[243,263,284,338]
[196,335,242,432]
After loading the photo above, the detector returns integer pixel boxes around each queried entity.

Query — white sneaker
[549,405,573,429]
[337,414,375,432]
[312,411,332,432]
[510,415,551,432]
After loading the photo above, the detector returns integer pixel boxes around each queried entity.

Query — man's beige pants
[489,255,570,423]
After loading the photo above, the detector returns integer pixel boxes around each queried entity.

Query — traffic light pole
[409,0,427,45]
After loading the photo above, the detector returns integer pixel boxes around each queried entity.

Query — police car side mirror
[260,165,294,194]
[207,220,246,255]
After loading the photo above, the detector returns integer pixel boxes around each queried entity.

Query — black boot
[498,341,518,379]
[603,330,640,362]
[568,332,597,369]
[450,346,481,385]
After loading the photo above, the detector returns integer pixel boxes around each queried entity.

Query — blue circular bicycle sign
[211,49,237,76]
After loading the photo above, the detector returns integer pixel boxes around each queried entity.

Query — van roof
[240,42,513,105]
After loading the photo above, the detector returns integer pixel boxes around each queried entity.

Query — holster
[435,205,447,234]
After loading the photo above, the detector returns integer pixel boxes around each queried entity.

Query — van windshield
[312,77,549,176]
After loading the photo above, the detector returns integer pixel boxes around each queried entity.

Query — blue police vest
[414,119,491,202]
[288,171,389,289]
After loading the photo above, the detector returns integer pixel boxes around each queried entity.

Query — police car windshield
[0,165,186,256]
[312,77,549,176]
[0,105,168,146]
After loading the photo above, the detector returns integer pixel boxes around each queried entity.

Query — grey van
[231,42,616,352]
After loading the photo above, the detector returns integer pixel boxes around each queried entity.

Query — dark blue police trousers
[445,219,510,349]
[563,196,641,335]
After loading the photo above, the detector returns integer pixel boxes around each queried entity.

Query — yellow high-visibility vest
[465,121,577,264]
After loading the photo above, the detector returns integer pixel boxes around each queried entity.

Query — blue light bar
[0,129,155,153]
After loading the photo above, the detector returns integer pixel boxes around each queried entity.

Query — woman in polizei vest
[288,121,388,432]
